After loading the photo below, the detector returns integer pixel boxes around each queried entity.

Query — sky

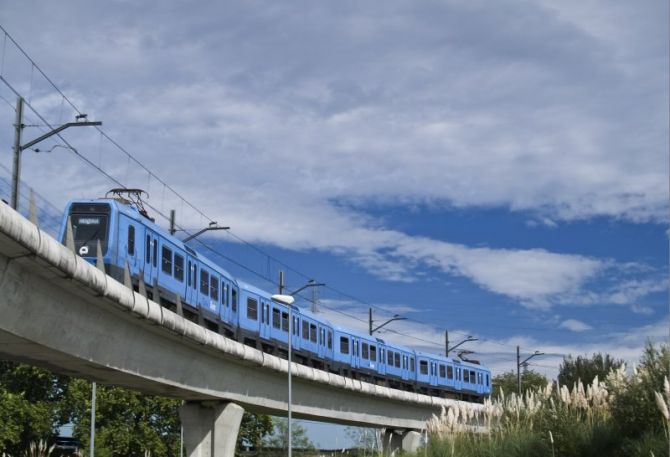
[0,0,668,448]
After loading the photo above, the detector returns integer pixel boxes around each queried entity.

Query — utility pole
[11,97,23,210]
[279,270,285,295]
[368,308,406,335]
[169,210,176,235]
[446,333,478,357]
[445,330,449,357]
[10,96,102,210]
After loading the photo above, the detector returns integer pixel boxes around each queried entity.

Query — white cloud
[0,1,664,317]
[559,319,593,332]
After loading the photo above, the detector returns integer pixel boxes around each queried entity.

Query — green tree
[263,417,315,450]
[61,379,181,457]
[558,352,623,388]
[0,362,67,454]
[492,369,548,398]
[610,342,670,440]
[238,412,274,450]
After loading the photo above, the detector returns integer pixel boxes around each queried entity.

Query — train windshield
[66,203,110,257]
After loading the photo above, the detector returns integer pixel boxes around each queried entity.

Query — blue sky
[0,0,667,448]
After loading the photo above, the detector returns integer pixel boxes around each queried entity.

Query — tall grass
[425,364,669,457]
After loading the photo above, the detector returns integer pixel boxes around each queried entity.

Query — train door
[317,326,326,359]
[259,300,271,340]
[378,347,386,376]
[351,337,360,369]
[455,366,463,391]
[230,286,238,330]
[401,354,410,381]
[430,361,439,386]
[291,312,301,352]
[143,229,159,288]
[186,257,198,307]
[119,217,138,276]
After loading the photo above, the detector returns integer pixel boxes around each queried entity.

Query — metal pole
[170,210,176,235]
[369,308,373,335]
[11,97,24,210]
[279,271,284,295]
[445,330,449,357]
[90,381,96,457]
[516,346,521,395]
[288,304,292,457]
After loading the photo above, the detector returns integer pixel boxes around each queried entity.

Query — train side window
[370,345,377,362]
[146,235,151,263]
[281,312,289,332]
[309,324,317,343]
[440,364,446,378]
[247,298,258,320]
[187,261,191,286]
[260,302,265,323]
[362,343,369,359]
[221,283,227,305]
[420,360,428,375]
[302,321,309,339]
[231,289,237,311]
[394,353,400,368]
[470,370,476,382]
[486,374,490,386]
[200,270,209,295]
[410,357,415,372]
[327,331,332,349]
[464,371,470,383]
[153,240,157,267]
[293,317,299,335]
[127,225,135,254]
[210,276,219,300]
[272,308,280,329]
[174,254,184,282]
[387,351,394,365]
[193,266,198,289]
[340,337,349,354]
[354,340,359,357]
[161,246,173,275]
[319,328,324,345]
[447,366,454,379]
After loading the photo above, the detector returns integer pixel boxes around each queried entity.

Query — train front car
[59,199,117,269]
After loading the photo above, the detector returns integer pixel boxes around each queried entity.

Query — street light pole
[516,346,545,395]
[272,278,324,457]
[368,308,407,335]
[10,96,102,209]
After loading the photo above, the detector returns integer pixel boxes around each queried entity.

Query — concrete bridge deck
[0,201,483,455]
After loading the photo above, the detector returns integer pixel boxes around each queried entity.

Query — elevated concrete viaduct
[0,201,481,456]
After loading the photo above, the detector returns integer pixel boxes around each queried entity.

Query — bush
[609,343,670,439]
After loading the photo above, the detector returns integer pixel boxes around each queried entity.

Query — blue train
[58,192,492,401]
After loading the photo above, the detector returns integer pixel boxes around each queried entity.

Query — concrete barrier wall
[0,201,483,430]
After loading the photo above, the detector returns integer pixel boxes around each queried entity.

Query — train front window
[70,214,108,256]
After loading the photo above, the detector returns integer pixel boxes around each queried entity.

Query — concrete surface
[0,200,483,434]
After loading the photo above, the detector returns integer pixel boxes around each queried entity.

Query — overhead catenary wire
[0,24,547,367]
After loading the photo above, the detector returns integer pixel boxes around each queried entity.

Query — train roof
[66,198,237,282]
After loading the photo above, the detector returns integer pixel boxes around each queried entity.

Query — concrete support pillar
[382,429,422,456]
[179,401,244,457]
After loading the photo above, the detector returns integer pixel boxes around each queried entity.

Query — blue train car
[58,195,492,402]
